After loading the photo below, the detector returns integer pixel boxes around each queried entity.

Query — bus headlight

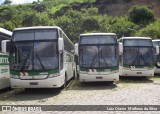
[10,75,19,79]
[48,73,59,78]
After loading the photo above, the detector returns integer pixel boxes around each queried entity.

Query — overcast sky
[0,0,38,5]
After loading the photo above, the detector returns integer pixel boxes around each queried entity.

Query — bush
[134,20,160,39]
[128,5,155,26]
[82,17,100,32]
[110,17,138,38]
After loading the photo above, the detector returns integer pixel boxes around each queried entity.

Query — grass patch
[48,0,96,14]
[151,75,160,81]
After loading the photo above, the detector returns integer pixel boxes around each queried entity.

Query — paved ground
[0,76,160,114]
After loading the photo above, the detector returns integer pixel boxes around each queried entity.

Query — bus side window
[60,52,63,70]
[66,54,71,62]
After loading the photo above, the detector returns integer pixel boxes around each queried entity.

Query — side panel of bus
[0,54,10,90]
[64,51,75,81]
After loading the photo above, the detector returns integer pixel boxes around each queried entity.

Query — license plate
[96,77,102,79]
[137,72,142,74]
[29,82,38,85]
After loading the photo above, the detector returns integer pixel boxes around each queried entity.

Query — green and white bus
[119,37,159,77]
[0,28,12,90]
[75,33,119,82]
[9,26,76,88]
[152,39,160,74]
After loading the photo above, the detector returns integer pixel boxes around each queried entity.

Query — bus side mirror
[58,38,64,53]
[75,43,78,55]
[119,42,123,55]
[1,40,10,53]
[155,45,159,55]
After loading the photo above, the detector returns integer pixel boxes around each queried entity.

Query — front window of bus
[79,35,118,68]
[123,39,154,66]
[10,29,58,71]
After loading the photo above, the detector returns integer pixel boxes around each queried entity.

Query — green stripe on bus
[80,66,119,71]
[0,54,9,57]
[10,69,59,76]
[123,64,154,68]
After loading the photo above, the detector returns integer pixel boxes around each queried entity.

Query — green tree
[134,20,160,39]
[22,12,51,27]
[81,7,99,16]
[55,9,83,43]
[128,6,155,26]
[3,0,12,5]
[82,17,100,32]
[111,17,138,38]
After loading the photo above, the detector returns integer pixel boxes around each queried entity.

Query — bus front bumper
[10,76,64,88]
[79,73,119,82]
[119,69,154,76]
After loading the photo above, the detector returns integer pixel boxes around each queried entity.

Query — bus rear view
[75,33,119,82]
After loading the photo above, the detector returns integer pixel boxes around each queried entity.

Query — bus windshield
[123,39,154,66]
[10,41,58,71]
[79,35,118,68]
[79,45,118,68]
[10,30,59,71]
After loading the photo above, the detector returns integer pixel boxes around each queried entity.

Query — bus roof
[120,37,152,40]
[13,26,74,46]
[0,28,12,36]
[13,26,61,31]
[80,33,116,37]
[152,39,160,42]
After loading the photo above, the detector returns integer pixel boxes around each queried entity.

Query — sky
[0,0,38,5]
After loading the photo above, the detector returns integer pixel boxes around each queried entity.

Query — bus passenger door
[65,53,73,80]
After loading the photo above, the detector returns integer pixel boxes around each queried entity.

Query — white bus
[119,37,159,77]
[9,26,76,88]
[75,33,119,82]
[152,39,160,74]
[0,28,12,90]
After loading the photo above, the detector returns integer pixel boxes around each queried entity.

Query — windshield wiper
[100,50,108,67]
[129,48,139,66]
[131,54,138,66]
[90,54,97,67]
[140,54,148,66]
[36,54,45,70]
[20,53,30,71]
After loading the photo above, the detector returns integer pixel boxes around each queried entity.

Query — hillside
[0,0,160,42]
[56,0,160,17]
